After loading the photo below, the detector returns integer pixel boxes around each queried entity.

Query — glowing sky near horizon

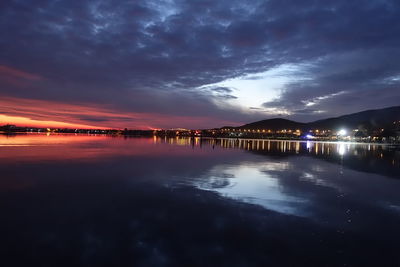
[202,64,305,113]
[1,0,399,128]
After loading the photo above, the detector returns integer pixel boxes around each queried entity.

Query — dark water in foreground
[1,134,400,267]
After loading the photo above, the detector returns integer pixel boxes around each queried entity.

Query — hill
[308,106,400,130]
[240,118,306,131]
[233,106,400,131]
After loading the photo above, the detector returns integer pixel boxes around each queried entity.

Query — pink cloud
[0,65,42,80]
[0,96,238,129]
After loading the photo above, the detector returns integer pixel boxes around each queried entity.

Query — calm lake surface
[1,134,400,266]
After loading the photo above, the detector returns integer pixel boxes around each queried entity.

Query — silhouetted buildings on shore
[1,121,400,143]
[0,125,119,135]
[217,120,400,143]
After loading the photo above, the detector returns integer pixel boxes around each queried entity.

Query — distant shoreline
[1,131,399,146]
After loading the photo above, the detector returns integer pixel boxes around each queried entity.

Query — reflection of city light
[338,129,347,136]
[306,141,312,151]
[338,143,346,156]
[306,134,314,139]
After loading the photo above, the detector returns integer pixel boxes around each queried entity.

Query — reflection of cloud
[195,163,307,216]
[259,162,290,172]
[3,134,400,232]
[299,172,341,190]
[192,152,400,229]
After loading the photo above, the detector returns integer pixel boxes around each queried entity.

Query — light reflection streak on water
[186,138,400,217]
[214,137,395,160]
[192,158,400,219]
[1,134,397,166]
[338,142,346,156]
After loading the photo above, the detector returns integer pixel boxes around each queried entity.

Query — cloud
[0,65,42,81]
[0,0,399,127]
[0,97,241,129]
[208,87,234,94]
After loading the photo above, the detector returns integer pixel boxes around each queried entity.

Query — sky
[0,0,399,129]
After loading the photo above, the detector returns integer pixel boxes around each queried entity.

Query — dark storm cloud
[1,0,399,126]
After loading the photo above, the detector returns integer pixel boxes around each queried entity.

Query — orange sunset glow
[0,97,238,129]
[0,114,102,129]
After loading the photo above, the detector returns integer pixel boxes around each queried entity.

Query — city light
[338,129,347,136]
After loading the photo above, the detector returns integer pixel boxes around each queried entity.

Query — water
[1,134,400,266]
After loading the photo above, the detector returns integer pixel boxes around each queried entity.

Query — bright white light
[306,134,314,139]
[338,143,346,156]
[338,129,347,136]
